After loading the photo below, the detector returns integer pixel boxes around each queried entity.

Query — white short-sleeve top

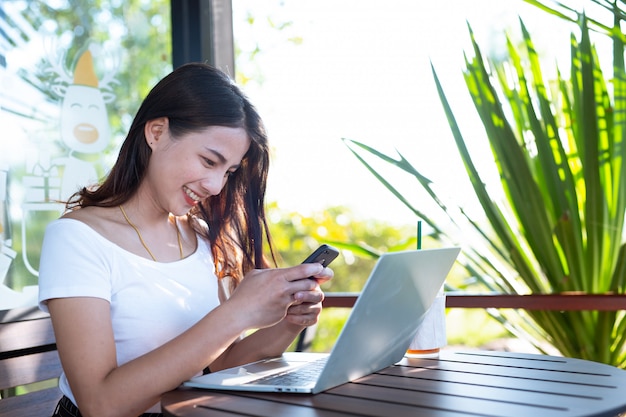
[38,218,221,407]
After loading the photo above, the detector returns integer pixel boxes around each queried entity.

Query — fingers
[277,264,332,301]
[287,299,322,315]
[285,312,319,327]
[282,263,325,282]
[287,285,325,327]
[286,302,322,327]
[281,263,334,288]
[309,265,333,285]
[293,285,324,305]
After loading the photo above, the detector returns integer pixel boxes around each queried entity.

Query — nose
[200,172,228,197]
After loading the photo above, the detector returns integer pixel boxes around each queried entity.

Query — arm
[48,296,244,417]
[48,263,327,417]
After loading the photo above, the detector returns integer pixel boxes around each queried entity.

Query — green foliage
[309,309,351,353]
[344,6,626,367]
[267,202,417,292]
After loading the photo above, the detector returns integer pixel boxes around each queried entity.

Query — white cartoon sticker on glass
[19,44,117,289]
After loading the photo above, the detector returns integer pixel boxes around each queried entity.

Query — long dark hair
[68,63,274,283]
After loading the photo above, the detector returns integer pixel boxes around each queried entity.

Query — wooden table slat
[329,382,572,417]
[162,350,626,417]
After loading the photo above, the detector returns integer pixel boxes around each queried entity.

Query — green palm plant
[344,6,626,367]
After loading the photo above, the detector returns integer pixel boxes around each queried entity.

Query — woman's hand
[209,263,334,370]
[284,265,333,327]
[227,263,333,331]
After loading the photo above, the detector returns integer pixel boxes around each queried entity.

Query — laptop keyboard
[247,356,328,386]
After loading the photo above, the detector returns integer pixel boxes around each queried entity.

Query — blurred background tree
[267,202,416,292]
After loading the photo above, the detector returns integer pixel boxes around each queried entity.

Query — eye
[202,157,215,167]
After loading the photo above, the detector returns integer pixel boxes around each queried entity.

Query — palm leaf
[343,6,626,367]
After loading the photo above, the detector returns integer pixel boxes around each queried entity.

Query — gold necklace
[119,205,183,261]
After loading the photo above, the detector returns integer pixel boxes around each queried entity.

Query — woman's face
[145,119,251,215]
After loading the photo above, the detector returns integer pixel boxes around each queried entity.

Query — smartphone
[301,244,339,267]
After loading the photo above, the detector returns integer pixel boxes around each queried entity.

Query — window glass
[0,0,171,309]
[230,1,591,223]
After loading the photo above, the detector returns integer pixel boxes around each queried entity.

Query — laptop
[183,246,461,394]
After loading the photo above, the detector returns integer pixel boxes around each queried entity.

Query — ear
[145,117,169,149]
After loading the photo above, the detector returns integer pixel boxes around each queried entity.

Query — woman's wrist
[280,318,307,336]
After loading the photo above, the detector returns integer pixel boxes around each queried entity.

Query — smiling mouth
[184,186,203,203]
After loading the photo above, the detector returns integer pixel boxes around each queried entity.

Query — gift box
[23,164,61,202]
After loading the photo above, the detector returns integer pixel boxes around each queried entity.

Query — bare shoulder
[61,206,125,240]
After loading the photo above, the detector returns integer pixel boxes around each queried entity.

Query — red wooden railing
[302,292,626,351]
[322,292,626,311]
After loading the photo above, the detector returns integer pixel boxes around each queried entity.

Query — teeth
[184,187,202,202]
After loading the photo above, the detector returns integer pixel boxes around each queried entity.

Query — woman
[38,63,333,417]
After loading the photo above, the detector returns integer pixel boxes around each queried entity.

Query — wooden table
[162,350,626,417]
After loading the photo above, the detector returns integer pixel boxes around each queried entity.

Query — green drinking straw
[417,220,422,250]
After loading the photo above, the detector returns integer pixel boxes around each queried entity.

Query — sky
[230,0,601,228]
